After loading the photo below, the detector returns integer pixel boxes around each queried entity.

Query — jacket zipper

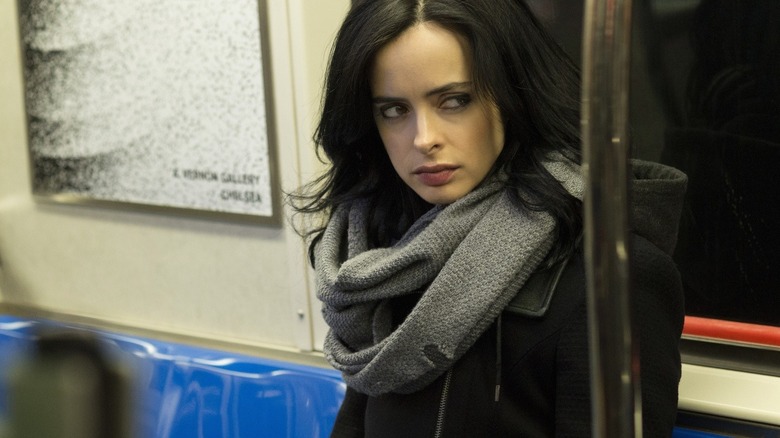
[433,369,453,438]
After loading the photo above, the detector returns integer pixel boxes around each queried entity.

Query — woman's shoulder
[629,233,685,321]
[631,233,680,277]
[499,231,683,367]
[504,232,681,321]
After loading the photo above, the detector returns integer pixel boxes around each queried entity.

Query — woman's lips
[413,164,458,186]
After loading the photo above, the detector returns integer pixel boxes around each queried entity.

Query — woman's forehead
[370,23,472,97]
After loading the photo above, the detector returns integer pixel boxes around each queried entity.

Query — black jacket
[331,161,687,437]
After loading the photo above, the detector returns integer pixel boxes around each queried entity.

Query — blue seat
[0,315,345,438]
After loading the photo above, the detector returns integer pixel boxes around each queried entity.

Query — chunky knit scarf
[315,158,583,396]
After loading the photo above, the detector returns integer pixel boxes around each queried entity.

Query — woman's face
[370,23,505,205]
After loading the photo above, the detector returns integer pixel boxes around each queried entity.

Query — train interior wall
[0,0,349,356]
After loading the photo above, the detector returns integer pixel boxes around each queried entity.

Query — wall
[0,0,349,354]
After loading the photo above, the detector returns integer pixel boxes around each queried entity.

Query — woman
[292,0,687,436]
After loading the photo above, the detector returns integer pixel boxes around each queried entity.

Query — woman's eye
[441,94,472,110]
[379,104,408,119]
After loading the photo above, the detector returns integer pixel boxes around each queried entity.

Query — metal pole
[581,0,641,436]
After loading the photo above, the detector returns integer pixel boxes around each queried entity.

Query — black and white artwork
[19,0,278,222]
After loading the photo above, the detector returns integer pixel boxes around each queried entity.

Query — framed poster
[18,0,280,224]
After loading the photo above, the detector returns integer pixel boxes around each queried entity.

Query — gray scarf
[315,158,583,396]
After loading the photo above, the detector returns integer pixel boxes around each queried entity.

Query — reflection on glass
[531,0,779,327]
[659,0,780,326]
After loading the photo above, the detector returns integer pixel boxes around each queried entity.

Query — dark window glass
[531,0,780,328]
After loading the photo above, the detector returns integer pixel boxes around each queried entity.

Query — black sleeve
[555,236,684,437]
[632,236,685,437]
[330,386,368,438]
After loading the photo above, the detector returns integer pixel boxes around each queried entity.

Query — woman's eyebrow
[424,81,471,97]
[372,81,472,103]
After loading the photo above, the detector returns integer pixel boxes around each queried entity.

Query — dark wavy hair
[290,0,582,266]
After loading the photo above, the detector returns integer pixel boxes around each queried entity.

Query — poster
[18,0,279,223]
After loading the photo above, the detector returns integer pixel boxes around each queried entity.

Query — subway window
[533,0,779,330]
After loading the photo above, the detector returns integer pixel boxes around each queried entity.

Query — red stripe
[683,316,780,347]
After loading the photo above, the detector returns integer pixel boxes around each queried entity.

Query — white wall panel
[0,0,349,354]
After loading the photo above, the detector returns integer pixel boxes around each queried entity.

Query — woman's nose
[413,110,441,153]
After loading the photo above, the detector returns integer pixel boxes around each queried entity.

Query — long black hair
[290,0,582,266]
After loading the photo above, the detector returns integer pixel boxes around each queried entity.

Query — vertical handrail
[581,0,641,437]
